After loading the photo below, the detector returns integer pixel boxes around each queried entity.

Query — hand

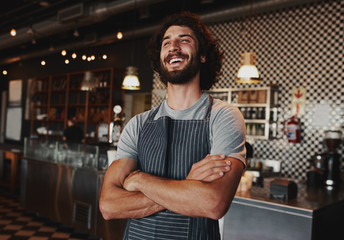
[186,154,231,182]
[123,170,141,192]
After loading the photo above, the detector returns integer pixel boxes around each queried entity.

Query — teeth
[169,58,183,64]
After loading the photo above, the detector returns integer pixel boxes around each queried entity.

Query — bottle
[246,123,251,135]
[251,108,257,119]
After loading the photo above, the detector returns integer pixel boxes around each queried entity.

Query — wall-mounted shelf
[207,86,279,140]
[30,68,124,142]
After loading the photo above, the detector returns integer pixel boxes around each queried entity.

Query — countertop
[234,178,344,214]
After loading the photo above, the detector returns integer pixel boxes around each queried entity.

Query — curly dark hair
[147,11,224,90]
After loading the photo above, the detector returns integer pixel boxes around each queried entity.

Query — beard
[159,52,201,85]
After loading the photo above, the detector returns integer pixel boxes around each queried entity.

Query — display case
[30,68,124,142]
[21,137,126,239]
[23,137,100,169]
[207,86,279,140]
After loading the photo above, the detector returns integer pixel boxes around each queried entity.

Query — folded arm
[99,154,233,220]
[124,156,243,220]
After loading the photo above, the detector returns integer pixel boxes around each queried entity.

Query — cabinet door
[48,74,68,138]
[68,72,87,139]
[86,69,112,142]
[30,76,50,138]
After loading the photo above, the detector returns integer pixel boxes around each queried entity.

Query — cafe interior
[0,0,343,239]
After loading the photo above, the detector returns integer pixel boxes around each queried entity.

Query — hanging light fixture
[122,66,140,90]
[236,0,261,84]
[122,0,140,90]
[81,71,96,91]
[236,52,260,83]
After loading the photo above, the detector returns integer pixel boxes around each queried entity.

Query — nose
[168,39,180,52]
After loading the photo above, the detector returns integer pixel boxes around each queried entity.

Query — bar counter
[222,179,344,240]
[18,139,344,240]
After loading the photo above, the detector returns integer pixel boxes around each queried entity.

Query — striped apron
[122,96,220,240]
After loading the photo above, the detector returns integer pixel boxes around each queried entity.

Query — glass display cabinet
[24,138,99,169]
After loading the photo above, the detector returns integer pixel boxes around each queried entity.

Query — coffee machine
[322,130,342,187]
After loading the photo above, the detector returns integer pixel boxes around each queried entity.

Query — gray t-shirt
[115,93,246,166]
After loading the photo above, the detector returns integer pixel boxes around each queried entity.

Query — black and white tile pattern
[0,190,99,240]
[152,0,344,182]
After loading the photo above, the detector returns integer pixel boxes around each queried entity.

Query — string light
[10,29,16,37]
[2,70,7,75]
[37,51,108,66]
[117,31,123,39]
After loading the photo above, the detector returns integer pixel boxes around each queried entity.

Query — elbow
[99,197,115,221]
[207,202,230,220]
[203,195,232,220]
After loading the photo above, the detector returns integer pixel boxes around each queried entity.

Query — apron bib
[123,96,220,240]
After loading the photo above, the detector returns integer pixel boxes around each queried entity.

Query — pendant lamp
[121,0,140,90]
[81,71,96,91]
[122,66,140,90]
[236,52,261,83]
[236,0,261,84]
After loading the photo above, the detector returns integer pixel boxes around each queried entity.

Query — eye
[181,38,190,43]
[162,41,170,47]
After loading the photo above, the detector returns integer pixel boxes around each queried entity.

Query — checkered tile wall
[152,0,344,182]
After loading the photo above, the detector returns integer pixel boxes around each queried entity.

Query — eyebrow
[162,33,194,42]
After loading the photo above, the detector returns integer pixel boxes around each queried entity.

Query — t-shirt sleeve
[114,110,152,162]
[114,116,140,162]
[210,102,246,167]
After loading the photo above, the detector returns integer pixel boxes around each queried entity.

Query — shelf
[33,104,48,108]
[246,135,267,139]
[30,67,123,143]
[89,103,109,107]
[67,104,86,107]
[245,119,268,124]
[34,91,49,94]
[233,103,268,107]
[50,104,65,108]
[208,86,279,140]
[32,119,48,122]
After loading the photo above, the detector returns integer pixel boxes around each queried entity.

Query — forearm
[99,158,164,220]
[137,175,224,219]
[99,185,164,219]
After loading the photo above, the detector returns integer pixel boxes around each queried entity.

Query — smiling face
[159,25,205,85]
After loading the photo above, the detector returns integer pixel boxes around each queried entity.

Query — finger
[192,154,227,169]
[202,171,226,182]
[188,160,231,181]
[195,159,231,175]
[200,164,231,180]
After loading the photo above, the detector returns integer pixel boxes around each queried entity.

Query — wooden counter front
[0,148,23,194]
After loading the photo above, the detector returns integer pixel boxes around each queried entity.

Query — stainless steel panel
[21,157,126,239]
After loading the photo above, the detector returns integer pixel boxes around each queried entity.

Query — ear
[200,55,206,63]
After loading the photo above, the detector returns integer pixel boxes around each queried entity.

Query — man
[99,12,246,239]
[62,116,84,143]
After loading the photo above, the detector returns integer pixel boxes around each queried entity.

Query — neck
[166,72,203,110]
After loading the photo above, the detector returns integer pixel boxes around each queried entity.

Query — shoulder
[211,98,244,124]
[122,106,159,136]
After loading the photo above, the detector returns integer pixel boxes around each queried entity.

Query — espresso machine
[322,130,342,187]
